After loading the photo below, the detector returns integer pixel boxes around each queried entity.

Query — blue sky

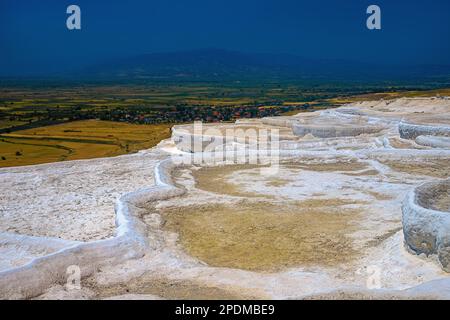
[1,0,450,76]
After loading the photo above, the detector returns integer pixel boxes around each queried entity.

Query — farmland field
[0,120,172,167]
[3,83,446,129]
[326,88,450,104]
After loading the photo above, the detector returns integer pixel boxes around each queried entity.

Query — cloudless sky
[1,0,450,76]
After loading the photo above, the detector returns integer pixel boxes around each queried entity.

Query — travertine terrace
[1,97,449,300]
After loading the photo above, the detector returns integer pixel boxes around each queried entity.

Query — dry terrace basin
[399,121,450,140]
[291,114,385,138]
[402,179,450,271]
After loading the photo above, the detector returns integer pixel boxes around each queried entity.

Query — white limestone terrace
[0,150,166,242]
[0,149,168,298]
[416,136,450,149]
[171,120,297,153]
[0,96,449,299]
[341,97,450,125]
[403,179,450,271]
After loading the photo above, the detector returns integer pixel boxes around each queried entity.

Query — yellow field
[0,120,172,168]
[326,88,450,104]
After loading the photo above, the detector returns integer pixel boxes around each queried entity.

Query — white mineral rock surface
[0,97,449,299]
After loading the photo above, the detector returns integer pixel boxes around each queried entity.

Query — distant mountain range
[7,48,450,84]
[77,49,450,83]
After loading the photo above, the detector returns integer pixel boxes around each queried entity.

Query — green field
[2,83,440,127]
